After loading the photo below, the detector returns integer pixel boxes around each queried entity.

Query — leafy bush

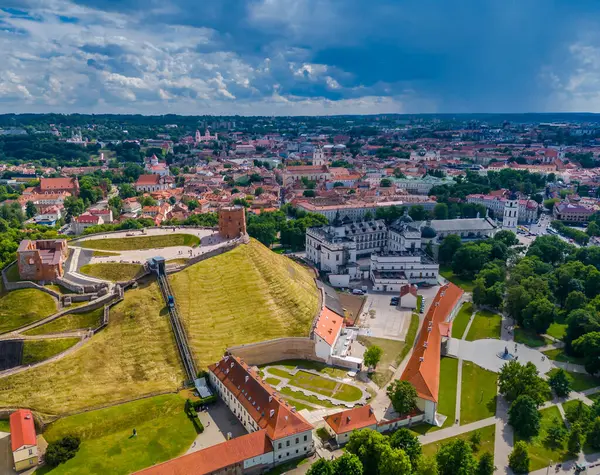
[45,435,81,467]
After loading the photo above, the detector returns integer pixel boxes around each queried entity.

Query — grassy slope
[170,239,319,368]
[514,327,551,347]
[24,308,104,336]
[547,368,600,392]
[79,263,143,282]
[22,338,80,364]
[40,394,196,475]
[451,303,473,339]
[542,348,585,365]
[0,287,57,333]
[460,361,497,424]
[422,424,495,459]
[437,357,459,429]
[77,234,200,251]
[546,322,567,340]
[0,278,183,415]
[466,310,502,341]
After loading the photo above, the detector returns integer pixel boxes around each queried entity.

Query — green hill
[170,239,319,368]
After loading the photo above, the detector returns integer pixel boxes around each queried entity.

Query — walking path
[418,416,497,445]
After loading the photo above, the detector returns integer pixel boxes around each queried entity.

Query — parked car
[390,297,399,306]
[352,289,364,295]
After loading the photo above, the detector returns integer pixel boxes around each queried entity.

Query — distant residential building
[399,284,418,309]
[420,218,498,241]
[134,174,173,192]
[17,239,68,281]
[39,177,79,196]
[122,197,142,215]
[10,409,38,471]
[235,144,256,155]
[466,192,538,223]
[313,307,362,370]
[394,176,455,195]
[34,206,62,226]
[72,213,104,234]
[553,202,597,223]
[283,165,331,187]
[89,208,113,223]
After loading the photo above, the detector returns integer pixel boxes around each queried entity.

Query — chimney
[245,375,249,383]
[270,409,275,418]
[269,396,273,403]
[419,357,424,362]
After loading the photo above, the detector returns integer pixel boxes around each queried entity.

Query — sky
[2,0,600,115]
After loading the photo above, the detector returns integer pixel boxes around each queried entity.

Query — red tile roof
[314,307,344,346]
[208,356,313,440]
[135,429,272,475]
[400,283,463,402]
[10,409,36,451]
[324,405,377,434]
[400,284,418,298]
[136,174,160,185]
[39,177,78,192]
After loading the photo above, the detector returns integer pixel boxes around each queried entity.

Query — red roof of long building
[135,429,272,475]
[10,409,36,451]
[400,283,463,402]
[324,405,377,434]
[208,356,313,440]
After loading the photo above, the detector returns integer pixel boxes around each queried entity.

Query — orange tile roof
[208,356,313,440]
[10,409,36,451]
[134,429,272,475]
[324,405,377,434]
[136,174,160,185]
[400,283,463,402]
[314,307,344,346]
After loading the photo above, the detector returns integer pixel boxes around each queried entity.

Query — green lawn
[24,308,104,336]
[542,348,586,365]
[589,392,600,403]
[422,424,495,459]
[79,263,144,282]
[0,287,57,334]
[4,264,20,282]
[22,338,80,364]
[92,250,120,257]
[282,399,315,412]
[547,368,600,392]
[465,310,502,341]
[358,336,405,388]
[460,361,498,424]
[279,387,340,408]
[39,393,197,475]
[264,360,347,379]
[0,419,10,432]
[267,368,293,379]
[77,234,200,251]
[265,377,281,386]
[288,370,363,402]
[45,284,72,294]
[440,266,475,292]
[546,323,567,341]
[514,327,551,348]
[437,357,459,429]
[170,240,319,369]
[451,303,473,339]
[519,406,570,472]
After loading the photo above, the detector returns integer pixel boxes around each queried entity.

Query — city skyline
[2,0,600,115]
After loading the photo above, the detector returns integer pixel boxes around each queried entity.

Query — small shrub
[45,435,81,467]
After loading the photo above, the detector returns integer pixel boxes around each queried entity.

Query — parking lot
[357,285,440,341]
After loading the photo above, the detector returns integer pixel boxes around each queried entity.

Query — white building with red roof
[10,409,38,471]
[208,355,314,467]
[71,212,104,235]
[399,284,418,309]
[323,405,378,445]
[144,154,170,177]
[135,174,174,192]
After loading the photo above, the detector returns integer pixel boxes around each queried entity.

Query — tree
[409,205,428,221]
[390,428,422,468]
[522,297,556,334]
[45,435,81,467]
[247,221,277,247]
[508,441,530,474]
[25,201,36,219]
[548,368,571,398]
[387,380,417,416]
[346,429,389,474]
[254,186,264,196]
[306,458,335,475]
[333,453,363,475]
[363,345,383,369]
[119,183,137,199]
[451,242,492,279]
[565,400,591,425]
[469,430,482,452]
[417,455,439,475]
[568,423,584,455]
[573,331,600,374]
[378,445,412,475]
[436,439,477,475]
[587,417,600,450]
[498,361,550,405]
[303,189,316,197]
[380,178,393,187]
[438,235,462,265]
[509,395,541,439]
[565,291,587,313]
[494,229,518,247]
[545,418,567,449]
[434,203,449,220]
[476,452,496,475]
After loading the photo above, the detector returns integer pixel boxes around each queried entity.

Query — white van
[352,289,364,295]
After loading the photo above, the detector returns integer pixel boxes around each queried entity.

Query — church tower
[313,147,326,166]
[503,193,519,230]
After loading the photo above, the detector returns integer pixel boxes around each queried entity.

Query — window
[304,435,308,441]
[295,437,299,444]
[278,443,282,449]
[286,440,290,447]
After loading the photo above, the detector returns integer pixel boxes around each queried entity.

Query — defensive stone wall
[227,337,325,366]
